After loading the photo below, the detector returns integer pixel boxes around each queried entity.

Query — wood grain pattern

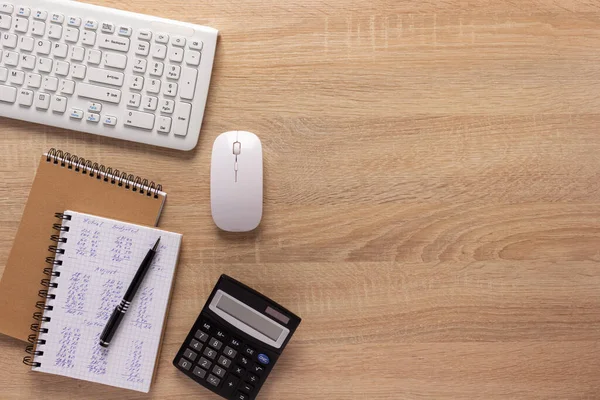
[1,0,600,398]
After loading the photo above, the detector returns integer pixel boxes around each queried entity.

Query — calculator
[173,275,301,400]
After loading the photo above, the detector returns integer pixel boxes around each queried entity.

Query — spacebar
[77,83,122,104]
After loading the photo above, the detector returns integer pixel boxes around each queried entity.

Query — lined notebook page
[33,211,182,393]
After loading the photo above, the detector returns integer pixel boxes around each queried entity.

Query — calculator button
[257,353,270,365]
[223,346,238,359]
[201,321,212,332]
[239,356,250,366]
[229,338,242,348]
[240,382,254,394]
[209,337,223,350]
[207,374,221,387]
[246,373,259,384]
[215,329,227,339]
[195,330,209,342]
[218,355,232,368]
[252,364,265,374]
[192,366,206,379]
[223,375,240,396]
[232,365,245,376]
[177,357,192,371]
[235,392,249,400]
[198,357,212,370]
[203,347,217,360]
[183,348,197,362]
[189,338,202,350]
[212,365,226,378]
[243,346,256,357]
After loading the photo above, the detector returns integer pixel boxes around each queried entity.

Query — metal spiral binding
[45,148,163,198]
[23,212,70,368]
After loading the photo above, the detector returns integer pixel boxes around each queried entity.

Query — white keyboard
[0,0,217,150]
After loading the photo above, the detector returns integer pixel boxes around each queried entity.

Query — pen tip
[153,237,161,251]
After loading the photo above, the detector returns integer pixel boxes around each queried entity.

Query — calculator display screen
[215,293,284,341]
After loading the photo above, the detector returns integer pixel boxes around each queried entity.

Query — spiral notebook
[0,149,167,342]
[25,211,182,393]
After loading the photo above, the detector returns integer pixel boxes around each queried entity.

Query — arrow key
[222,375,239,396]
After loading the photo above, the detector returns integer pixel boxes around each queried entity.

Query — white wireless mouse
[210,131,263,232]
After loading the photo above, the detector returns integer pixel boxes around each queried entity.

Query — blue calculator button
[257,353,270,365]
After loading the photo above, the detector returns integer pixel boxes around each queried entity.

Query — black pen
[99,237,161,347]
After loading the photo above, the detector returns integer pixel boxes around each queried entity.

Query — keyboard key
[64,27,79,43]
[246,373,258,384]
[103,115,117,125]
[0,4,14,14]
[53,43,68,58]
[13,17,28,33]
[87,102,102,113]
[257,353,270,365]
[86,49,101,65]
[218,355,232,368]
[252,364,265,374]
[169,47,184,63]
[149,61,164,77]
[3,33,17,48]
[67,16,81,27]
[54,60,70,76]
[157,116,171,133]
[59,79,75,95]
[104,52,127,69]
[98,33,130,52]
[172,36,185,47]
[0,84,16,103]
[101,22,115,33]
[155,33,168,43]
[130,75,144,90]
[194,325,210,343]
[82,30,96,46]
[135,41,150,56]
[167,65,181,80]
[173,102,191,136]
[35,92,51,110]
[209,337,223,350]
[71,64,86,79]
[26,73,42,88]
[183,348,197,362]
[48,24,62,39]
[223,346,238,359]
[16,6,30,17]
[78,82,121,103]
[142,95,158,111]
[51,95,68,113]
[201,321,212,332]
[21,54,36,70]
[0,14,11,30]
[70,46,85,61]
[132,58,148,74]
[239,356,250,366]
[189,338,202,351]
[229,338,242,348]
[212,365,226,378]
[146,78,160,93]
[240,383,254,394]
[137,30,151,41]
[206,374,220,387]
[35,39,51,54]
[203,346,217,360]
[177,357,192,371]
[243,346,256,357]
[124,110,154,129]
[198,356,212,370]
[88,67,123,86]
[85,112,100,123]
[69,108,83,119]
[84,19,98,30]
[43,76,58,91]
[164,82,178,97]
[159,99,174,114]
[152,44,166,59]
[180,67,197,99]
[118,26,132,37]
[50,13,64,24]
[37,57,53,73]
[19,36,34,51]
[31,21,46,36]
[185,50,201,66]
[189,39,203,50]
[17,89,33,106]
[0,67,7,81]
[35,10,48,20]
[126,93,140,107]
[232,365,245,376]
[4,50,17,66]
[235,392,248,400]
[223,375,240,396]
[192,366,206,379]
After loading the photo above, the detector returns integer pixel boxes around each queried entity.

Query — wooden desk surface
[1,0,600,398]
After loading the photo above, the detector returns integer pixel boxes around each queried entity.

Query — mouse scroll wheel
[233,141,241,155]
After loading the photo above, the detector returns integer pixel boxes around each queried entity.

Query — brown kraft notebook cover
[0,149,167,342]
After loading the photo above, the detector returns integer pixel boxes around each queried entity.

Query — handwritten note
[32,211,182,393]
